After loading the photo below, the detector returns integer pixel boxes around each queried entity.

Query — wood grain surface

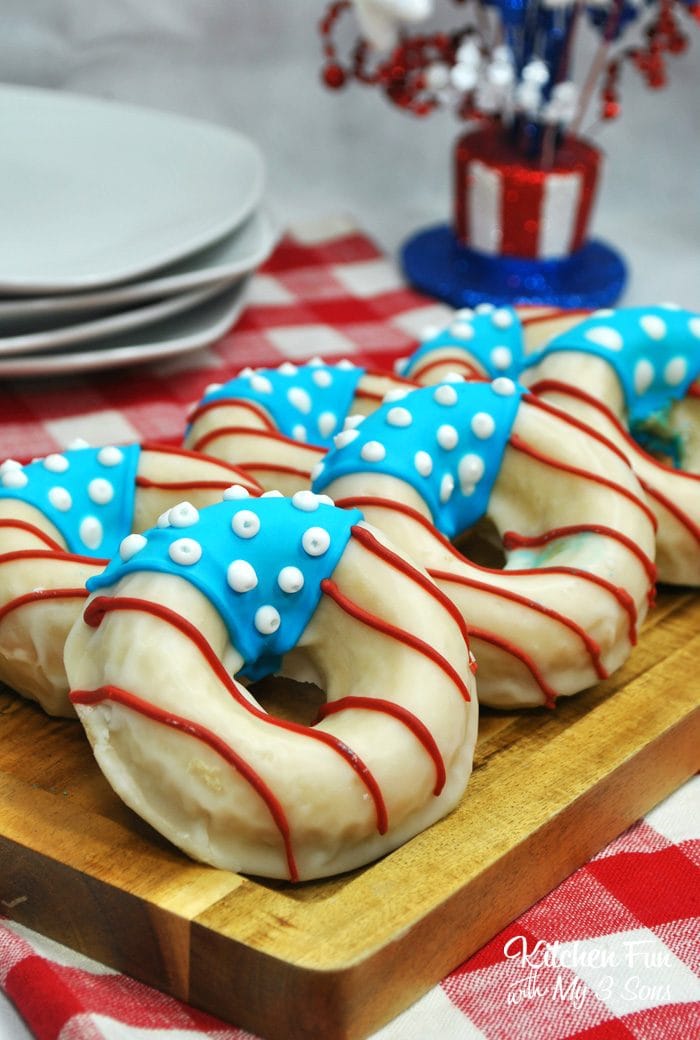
[0,589,698,1040]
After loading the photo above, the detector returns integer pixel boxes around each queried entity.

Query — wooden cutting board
[0,589,697,1040]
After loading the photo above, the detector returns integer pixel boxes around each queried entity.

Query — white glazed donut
[312,377,657,709]
[64,492,477,881]
[0,442,261,716]
[183,359,415,494]
[523,306,700,586]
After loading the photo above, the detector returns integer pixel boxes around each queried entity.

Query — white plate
[0,84,265,293]
[0,209,277,321]
[0,279,249,378]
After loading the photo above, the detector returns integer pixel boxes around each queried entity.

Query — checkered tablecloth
[1,218,698,1040]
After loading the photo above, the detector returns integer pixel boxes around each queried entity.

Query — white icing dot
[278,565,304,593]
[318,411,337,438]
[471,411,495,439]
[239,366,255,378]
[302,526,330,556]
[119,533,147,561]
[156,511,171,528]
[336,359,355,370]
[97,446,123,467]
[333,429,359,449]
[440,473,455,503]
[311,461,325,480]
[584,325,624,351]
[288,386,312,414]
[393,357,409,375]
[634,359,655,395]
[664,356,687,387]
[2,469,28,489]
[315,493,334,506]
[261,490,284,498]
[492,308,513,329]
[593,308,614,318]
[436,424,458,450]
[80,516,103,550]
[292,424,307,442]
[444,371,465,383]
[312,368,332,388]
[255,605,281,635]
[450,321,474,340]
[640,314,667,341]
[459,453,485,489]
[688,317,700,339]
[169,537,202,566]
[308,356,324,366]
[87,478,114,505]
[421,324,442,341]
[490,346,513,371]
[292,490,320,512]
[48,486,71,511]
[168,501,199,528]
[250,374,273,394]
[227,559,258,593]
[475,303,494,314]
[344,414,365,430]
[386,406,413,428]
[383,387,411,403]
[491,377,516,396]
[360,440,386,462]
[455,308,475,320]
[0,459,22,473]
[68,437,90,450]
[43,453,69,473]
[278,362,298,376]
[232,510,260,538]
[414,450,433,477]
[223,484,251,500]
[204,382,222,395]
[434,384,458,406]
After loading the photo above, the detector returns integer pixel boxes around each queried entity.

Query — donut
[312,377,657,709]
[0,442,261,716]
[64,491,478,881]
[183,358,414,493]
[523,305,700,586]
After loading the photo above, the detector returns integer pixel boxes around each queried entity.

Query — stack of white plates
[0,84,276,377]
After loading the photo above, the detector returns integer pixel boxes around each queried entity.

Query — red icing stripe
[467,625,559,709]
[187,397,275,431]
[411,354,487,381]
[523,392,633,468]
[191,424,323,460]
[142,441,260,479]
[508,432,659,532]
[320,578,471,703]
[431,569,608,680]
[638,478,700,548]
[0,518,63,551]
[135,477,240,492]
[71,684,299,883]
[520,308,590,328]
[79,595,388,838]
[0,548,108,567]
[318,696,446,795]
[0,587,87,626]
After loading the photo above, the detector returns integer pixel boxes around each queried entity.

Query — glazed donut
[523,305,700,586]
[0,442,260,716]
[312,377,657,709]
[183,358,414,493]
[64,492,477,881]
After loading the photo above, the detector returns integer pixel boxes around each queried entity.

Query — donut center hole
[249,675,326,726]
[454,517,506,569]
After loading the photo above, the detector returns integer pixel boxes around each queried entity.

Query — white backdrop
[0,0,698,306]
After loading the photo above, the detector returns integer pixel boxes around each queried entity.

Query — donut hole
[454,516,506,570]
[249,674,326,727]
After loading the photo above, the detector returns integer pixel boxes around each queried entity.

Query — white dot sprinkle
[414,450,433,477]
[455,308,475,320]
[288,386,312,414]
[119,533,147,561]
[492,308,513,329]
[250,374,273,394]
[302,526,331,556]
[336,359,355,370]
[308,356,324,366]
[344,414,365,430]
[292,490,319,512]
[316,493,334,506]
[475,303,494,314]
[383,387,411,403]
[333,429,359,450]
[459,453,485,488]
[640,314,667,341]
[634,359,655,395]
[360,440,386,462]
[434,384,458,406]
[239,366,255,378]
[2,469,28,489]
[490,346,513,372]
[169,537,201,566]
[318,411,337,438]
[223,484,251,500]
[0,459,22,473]
[436,424,459,450]
[255,605,281,635]
[278,566,304,593]
[43,454,69,473]
[593,308,614,318]
[279,362,298,376]
[156,511,171,528]
[48,486,72,511]
[421,324,442,341]
[471,411,495,439]
[80,516,103,551]
[312,368,332,388]
[440,473,455,503]
[232,510,260,538]
[664,357,687,387]
[292,424,307,442]
[97,446,123,467]
[68,437,90,450]
[261,490,284,498]
[168,501,199,528]
[204,382,222,395]
[450,321,474,340]
[689,317,700,339]
[491,377,516,396]
[87,478,114,506]
[386,406,412,428]
[444,371,466,383]
[227,559,258,593]
[584,325,624,351]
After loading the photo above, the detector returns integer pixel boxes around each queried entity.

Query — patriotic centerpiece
[319,0,698,307]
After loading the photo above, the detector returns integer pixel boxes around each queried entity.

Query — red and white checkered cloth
[1,218,698,1040]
